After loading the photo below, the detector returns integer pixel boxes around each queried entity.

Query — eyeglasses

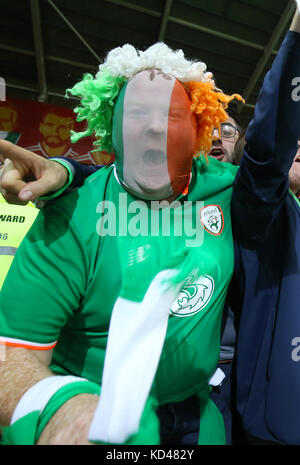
[212,123,239,140]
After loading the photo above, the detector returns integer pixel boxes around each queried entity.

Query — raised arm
[232,8,300,241]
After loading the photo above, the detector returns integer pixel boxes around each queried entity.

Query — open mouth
[143,150,165,167]
[209,147,225,160]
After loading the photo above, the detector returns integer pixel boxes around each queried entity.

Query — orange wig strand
[184,81,245,159]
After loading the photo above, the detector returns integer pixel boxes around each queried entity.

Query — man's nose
[212,128,222,143]
[212,128,221,140]
[146,114,166,134]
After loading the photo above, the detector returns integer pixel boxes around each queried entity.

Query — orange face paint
[166,80,196,195]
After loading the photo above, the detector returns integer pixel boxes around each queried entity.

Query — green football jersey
[0,157,238,405]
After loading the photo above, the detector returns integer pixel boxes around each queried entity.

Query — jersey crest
[200,204,224,235]
[170,275,214,317]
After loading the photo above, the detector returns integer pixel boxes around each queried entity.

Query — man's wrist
[39,159,75,201]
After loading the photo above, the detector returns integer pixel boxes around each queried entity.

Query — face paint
[112,69,196,200]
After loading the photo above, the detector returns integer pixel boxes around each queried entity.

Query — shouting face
[208,116,240,164]
[112,69,197,200]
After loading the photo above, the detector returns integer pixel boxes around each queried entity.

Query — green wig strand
[66,72,126,153]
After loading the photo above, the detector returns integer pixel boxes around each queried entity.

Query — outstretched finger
[0,140,41,165]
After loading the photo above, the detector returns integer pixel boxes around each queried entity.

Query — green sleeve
[0,202,89,346]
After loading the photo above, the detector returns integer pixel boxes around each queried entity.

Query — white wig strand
[97,42,214,84]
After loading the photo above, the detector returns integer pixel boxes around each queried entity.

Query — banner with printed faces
[0,97,115,165]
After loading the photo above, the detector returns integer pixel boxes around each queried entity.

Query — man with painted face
[0,104,243,446]
[111,69,197,201]
[0,44,243,446]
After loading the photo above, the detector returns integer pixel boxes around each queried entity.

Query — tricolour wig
[67,42,244,156]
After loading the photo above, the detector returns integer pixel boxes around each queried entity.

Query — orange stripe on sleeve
[0,338,57,351]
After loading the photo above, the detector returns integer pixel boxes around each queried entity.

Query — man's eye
[169,112,183,119]
[127,108,146,117]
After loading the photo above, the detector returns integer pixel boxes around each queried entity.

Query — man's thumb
[19,179,49,202]
[19,189,34,202]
